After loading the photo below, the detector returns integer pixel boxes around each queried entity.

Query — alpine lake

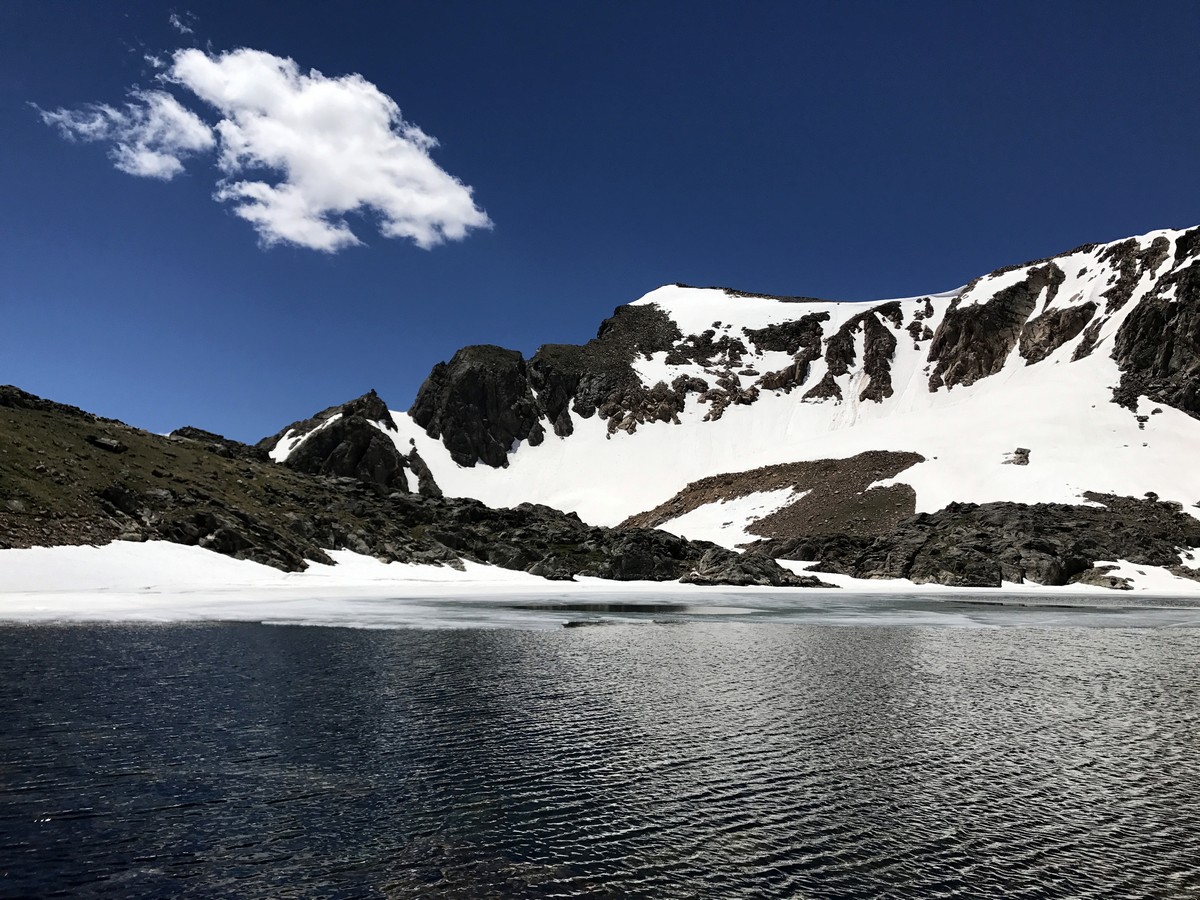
[3,592,1199,898]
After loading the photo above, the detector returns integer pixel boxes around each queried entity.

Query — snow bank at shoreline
[1,541,1199,630]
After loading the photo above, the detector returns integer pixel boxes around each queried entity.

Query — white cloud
[168,48,491,251]
[37,46,492,253]
[36,89,215,180]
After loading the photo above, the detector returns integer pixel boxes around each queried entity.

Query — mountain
[264,223,1200,589]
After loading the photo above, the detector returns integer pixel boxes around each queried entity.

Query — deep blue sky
[3,1,1198,442]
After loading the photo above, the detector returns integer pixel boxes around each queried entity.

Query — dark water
[2,623,1199,898]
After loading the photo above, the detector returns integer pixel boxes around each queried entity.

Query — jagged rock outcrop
[802,372,842,402]
[255,389,439,495]
[744,312,831,355]
[257,389,396,452]
[410,305,684,464]
[1111,234,1200,416]
[1071,318,1104,361]
[284,414,411,491]
[406,446,442,498]
[753,493,1200,588]
[1098,236,1170,313]
[802,302,901,403]
[341,389,397,429]
[1019,301,1098,364]
[409,345,544,467]
[859,310,900,402]
[529,304,683,433]
[928,263,1064,390]
[750,312,829,392]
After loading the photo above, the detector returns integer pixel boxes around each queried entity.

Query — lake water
[2,613,1199,897]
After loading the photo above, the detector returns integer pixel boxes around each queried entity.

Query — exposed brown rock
[621,450,925,544]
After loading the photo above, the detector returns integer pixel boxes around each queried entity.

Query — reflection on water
[1,622,1198,898]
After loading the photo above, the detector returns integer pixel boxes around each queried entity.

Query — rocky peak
[408,305,684,466]
[342,389,397,430]
[284,414,412,492]
[261,390,441,496]
[257,388,397,452]
[409,345,545,468]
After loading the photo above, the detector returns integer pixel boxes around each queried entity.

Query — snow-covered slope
[268,225,1200,548]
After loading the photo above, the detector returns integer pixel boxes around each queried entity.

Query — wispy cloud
[168,12,194,35]
[36,47,492,253]
[36,89,214,180]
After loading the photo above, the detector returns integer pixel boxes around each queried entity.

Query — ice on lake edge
[2,541,1199,631]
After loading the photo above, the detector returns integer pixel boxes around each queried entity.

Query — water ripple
[1,623,1199,898]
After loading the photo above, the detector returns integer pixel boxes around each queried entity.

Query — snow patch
[269,412,342,462]
[657,488,802,547]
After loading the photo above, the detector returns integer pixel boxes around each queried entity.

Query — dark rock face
[750,312,829,393]
[1111,254,1200,416]
[409,345,545,467]
[410,305,683,465]
[405,447,442,498]
[531,304,683,432]
[1098,236,1170,314]
[284,415,410,492]
[1071,318,1104,361]
[257,390,441,495]
[928,264,1063,391]
[340,389,397,430]
[800,302,901,403]
[801,372,842,402]
[665,330,747,368]
[755,493,1200,588]
[1019,301,1097,364]
[744,312,831,355]
[859,312,899,402]
[257,389,396,453]
[1173,226,1200,265]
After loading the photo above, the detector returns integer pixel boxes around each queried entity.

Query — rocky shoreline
[0,386,820,587]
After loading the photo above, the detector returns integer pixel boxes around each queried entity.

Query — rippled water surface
[3,621,1199,898]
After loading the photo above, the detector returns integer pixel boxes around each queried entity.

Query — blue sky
[3,1,1198,442]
